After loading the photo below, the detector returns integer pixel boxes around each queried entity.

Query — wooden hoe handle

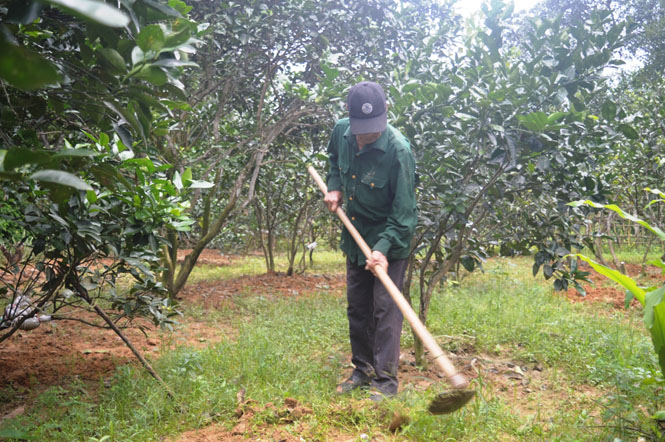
[307,166,468,389]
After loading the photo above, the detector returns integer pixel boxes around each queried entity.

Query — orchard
[1,0,665,440]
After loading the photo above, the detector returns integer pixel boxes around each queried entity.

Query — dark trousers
[346,258,407,395]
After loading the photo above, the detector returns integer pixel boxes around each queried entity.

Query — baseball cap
[347,81,387,135]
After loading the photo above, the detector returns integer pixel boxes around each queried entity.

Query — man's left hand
[365,250,388,274]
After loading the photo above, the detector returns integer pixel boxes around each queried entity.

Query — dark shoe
[336,372,372,395]
[368,388,395,403]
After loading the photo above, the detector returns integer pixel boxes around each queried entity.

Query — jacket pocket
[356,175,389,211]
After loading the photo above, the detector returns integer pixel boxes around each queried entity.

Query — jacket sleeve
[372,147,417,256]
[325,122,343,192]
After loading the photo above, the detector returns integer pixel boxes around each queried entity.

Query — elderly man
[324,81,417,400]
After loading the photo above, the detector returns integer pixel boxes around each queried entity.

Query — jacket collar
[343,126,389,153]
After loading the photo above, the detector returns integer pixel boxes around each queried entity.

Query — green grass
[184,249,345,284]
[1,254,663,441]
[595,244,663,265]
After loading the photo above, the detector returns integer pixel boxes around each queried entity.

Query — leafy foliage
[367,1,635,364]
[0,0,199,353]
[569,195,665,380]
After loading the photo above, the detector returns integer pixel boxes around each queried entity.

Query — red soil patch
[562,262,665,309]
[0,316,154,388]
[179,272,345,308]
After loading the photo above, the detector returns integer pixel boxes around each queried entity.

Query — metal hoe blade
[428,389,475,415]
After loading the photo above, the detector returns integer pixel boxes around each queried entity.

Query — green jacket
[326,118,417,266]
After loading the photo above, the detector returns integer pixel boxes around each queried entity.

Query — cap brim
[349,112,387,135]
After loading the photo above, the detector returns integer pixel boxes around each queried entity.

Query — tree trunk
[253,200,271,273]
[641,236,656,274]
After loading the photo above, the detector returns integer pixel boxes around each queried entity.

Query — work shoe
[368,388,394,403]
[369,385,397,403]
[336,372,372,395]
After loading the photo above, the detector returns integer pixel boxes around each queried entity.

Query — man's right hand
[324,190,343,212]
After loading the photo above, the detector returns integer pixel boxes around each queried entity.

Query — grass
[595,244,663,265]
[1,251,664,441]
[183,249,345,284]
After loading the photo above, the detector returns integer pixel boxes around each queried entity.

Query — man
[324,81,417,400]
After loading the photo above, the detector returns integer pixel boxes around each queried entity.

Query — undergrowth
[0,253,662,441]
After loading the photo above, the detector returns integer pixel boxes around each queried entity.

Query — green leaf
[124,157,156,173]
[652,410,665,421]
[168,0,192,14]
[173,171,183,190]
[645,188,665,199]
[142,0,181,17]
[647,260,665,272]
[86,190,97,203]
[1,148,50,171]
[137,25,165,52]
[624,290,634,309]
[43,0,130,27]
[98,132,113,150]
[130,90,169,113]
[163,27,191,50]
[134,66,168,86]
[52,149,99,158]
[618,123,639,140]
[98,48,126,72]
[644,199,665,210]
[644,286,665,329]
[546,112,567,124]
[460,256,475,272]
[455,112,476,122]
[517,111,548,132]
[601,100,616,121]
[30,170,93,190]
[104,100,143,136]
[573,254,645,305]
[652,300,665,376]
[569,200,665,242]
[181,167,192,183]
[0,41,61,90]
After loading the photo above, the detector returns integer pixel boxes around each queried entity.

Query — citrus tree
[0,0,200,389]
[381,1,633,363]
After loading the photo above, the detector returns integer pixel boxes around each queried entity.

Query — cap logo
[361,103,373,114]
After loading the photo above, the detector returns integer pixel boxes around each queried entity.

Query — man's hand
[365,250,388,274]
[324,190,343,212]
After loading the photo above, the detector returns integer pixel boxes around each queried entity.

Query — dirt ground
[0,252,661,437]
[562,262,664,309]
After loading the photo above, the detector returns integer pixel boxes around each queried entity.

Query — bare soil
[562,262,664,309]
